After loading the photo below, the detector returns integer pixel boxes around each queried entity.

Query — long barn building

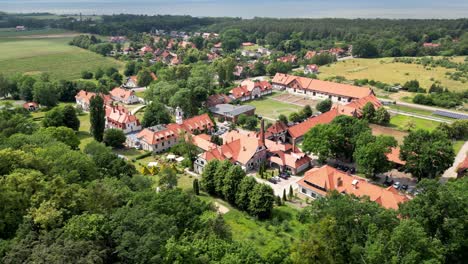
[272,73,374,104]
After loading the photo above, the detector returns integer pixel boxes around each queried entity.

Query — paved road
[380,99,468,116]
[249,173,300,197]
[442,141,468,181]
[387,109,452,123]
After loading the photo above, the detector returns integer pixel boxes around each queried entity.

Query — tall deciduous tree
[354,135,397,177]
[400,130,454,180]
[223,165,246,204]
[142,101,171,127]
[249,184,274,219]
[89,95,105,142]
[316,99,332,113]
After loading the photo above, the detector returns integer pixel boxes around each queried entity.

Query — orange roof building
[131,112,214,153]
[332,94,383,117]
[297,165,410,210]
[75,90,112,111]
[287,108,341,143]
[109,87,140,104]
[105,104,142,134]
[456,156,468,178]
[272,73,374,104]
[229,80,272,101]
[386,147,406,166]
[194,130,268,173]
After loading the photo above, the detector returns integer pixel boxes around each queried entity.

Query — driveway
[249,173,300,197]
[442,141,468,181]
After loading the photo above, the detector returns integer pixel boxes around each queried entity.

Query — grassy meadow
[319,57,468,92]
[244,97,302,120]
[0,29,123,80]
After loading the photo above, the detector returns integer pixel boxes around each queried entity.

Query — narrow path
[441,141,468,181]
[387,109,452,123]
[131,104,146,115]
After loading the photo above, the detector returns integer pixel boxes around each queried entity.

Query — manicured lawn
[453,140,465,154]
[389,114,441,131]
[319,57,468,92]
[244,97,302,120]
[0,36,123,80]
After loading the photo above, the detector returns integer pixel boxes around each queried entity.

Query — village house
[140,45,154,55]
[233,65,244,78]
[209,104,256,123]
[211,42,222,53]
[265,121,289,142]
[304,50,317,60]
[194,129,268,173]
[266,139,311,175]
[332,93,382,117]
[109,36,126,43]
[109,87,140,104]
[297,165,409,210]
[386,147,406,168]
[272,73,374,104]
[241,50,260,58]
[128,108,214,153]
[16,25,26,31]
[229,80,272,102]
[23,102,39,111]
[423,42,441,48]
[75,90,112,111]
[277,54,297,64]
[105,104,142,134]
[123,72,157,89]
[304,64,319,74]
[257,47,272,56]
[206,94,232,107]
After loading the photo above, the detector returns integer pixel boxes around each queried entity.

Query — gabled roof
[304,50,317,59]
[191,134,217,151]
[230,86,250,99]
[110,87,135,100]
[206,94,232,107]
[75,90,112,105]
[272,73,373,99]
[287,108,340,139]
[106,105,140,125]
[386,147,406,166]
[297,165,409,210]
[267,121,288,135]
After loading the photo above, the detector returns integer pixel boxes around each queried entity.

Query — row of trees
[302,115,455,179]
[201,160,275,219]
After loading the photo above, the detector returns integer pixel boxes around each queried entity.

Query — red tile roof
[267,121,288,135]
[272,73,373,99]
[386,147,406,166]
[230,86,250,99]
[304,50,317,59]
[288,108,340,139]
[106,105,140,126]
[332,94,382,117]
[206,94,232,107]
[110,87,135,101]
[297,165,409,210]
[75,90,112,105]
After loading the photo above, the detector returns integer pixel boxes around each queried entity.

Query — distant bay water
[1,0,467,18]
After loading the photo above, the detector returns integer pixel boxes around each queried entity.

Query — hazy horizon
[1,0,468,19]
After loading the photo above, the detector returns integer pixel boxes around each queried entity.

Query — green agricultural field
[319,57,468,92]
[0,34,123,80]
[0,28,71,37]
[244,97,302,121]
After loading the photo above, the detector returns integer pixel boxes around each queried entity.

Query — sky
[1,0,468,18]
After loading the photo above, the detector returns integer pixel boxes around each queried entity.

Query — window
[328,95,332,99]
[301,188,307,194]
[313,92,316,96]
[338,97,341,101]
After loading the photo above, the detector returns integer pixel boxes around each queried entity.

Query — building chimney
[260,119,265,146]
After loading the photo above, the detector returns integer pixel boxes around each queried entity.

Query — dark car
[384,176,394,186]
[268,178,277,184]
[401,184,409,191]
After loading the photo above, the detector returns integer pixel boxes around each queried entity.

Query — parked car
[384,176,394,186]
[393,182,401,189]
[268,178,277,184]
[401,184,409,191]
